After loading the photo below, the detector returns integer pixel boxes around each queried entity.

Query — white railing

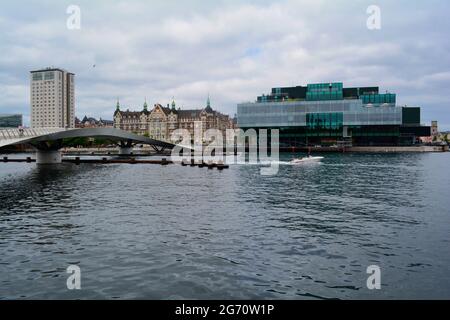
[0,127,65,141]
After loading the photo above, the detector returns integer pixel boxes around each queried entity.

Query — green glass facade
[237,82,431,146]
[306,113,343,130]
[306,83,343,101]
[361,93,396,104]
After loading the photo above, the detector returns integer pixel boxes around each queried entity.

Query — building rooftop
[256,82,394,104]
[30,67,75,75]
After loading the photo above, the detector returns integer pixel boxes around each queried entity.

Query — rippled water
[0,152,449,299]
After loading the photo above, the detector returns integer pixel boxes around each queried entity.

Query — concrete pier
[118,147,133,155]
[36,150,62,164]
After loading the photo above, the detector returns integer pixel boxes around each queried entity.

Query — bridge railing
[0,128,65,140]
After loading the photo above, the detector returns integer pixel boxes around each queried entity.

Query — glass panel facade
[306,91,343,101]
[361,93,396,104]
[343,108,402,125]
[306,113,343,130]
[307,83,343,92]
[237,82,429,146]
[307,83,343,101]
[237,100,402,128]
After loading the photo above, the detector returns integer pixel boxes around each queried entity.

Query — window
[32,73,43,81]
[306,112,343,130]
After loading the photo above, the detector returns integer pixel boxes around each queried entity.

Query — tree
[63,137,89,147]
[93,138,109,146]
[444,133,449,143]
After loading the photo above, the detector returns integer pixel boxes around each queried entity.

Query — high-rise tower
[30,67,75,128]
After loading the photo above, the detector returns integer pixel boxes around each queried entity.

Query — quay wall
[347,145,448,153]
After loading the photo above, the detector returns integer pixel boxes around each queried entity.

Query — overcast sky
[1,0,449,129]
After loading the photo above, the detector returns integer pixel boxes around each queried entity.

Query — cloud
[0,0,449,129]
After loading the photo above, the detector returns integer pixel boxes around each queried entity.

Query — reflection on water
[0,153,449,299]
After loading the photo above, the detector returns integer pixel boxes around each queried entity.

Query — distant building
[238,82,431,147]
[431,121,438,136]
[230,114,238,129]
[113,97,233,141]
[0,114,23,128]
[30,67,75,128]
[76,116,113,128]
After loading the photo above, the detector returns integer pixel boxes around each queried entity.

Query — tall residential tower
[30,67,75,128]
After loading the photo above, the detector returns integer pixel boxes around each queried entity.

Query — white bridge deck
[0,127,174,150]
[0,128,65,148]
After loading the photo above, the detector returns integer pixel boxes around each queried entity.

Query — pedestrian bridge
[0,127,175,164]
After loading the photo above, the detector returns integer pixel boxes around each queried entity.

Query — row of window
[307,83,343,92]
[361,94,396,104]
[32,72,55,81]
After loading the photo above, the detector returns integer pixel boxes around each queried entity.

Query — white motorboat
[290,155,324,164]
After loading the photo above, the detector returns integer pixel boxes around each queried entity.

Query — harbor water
[0,152,449,299]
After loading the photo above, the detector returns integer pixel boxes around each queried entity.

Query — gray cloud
[0,0,449,129]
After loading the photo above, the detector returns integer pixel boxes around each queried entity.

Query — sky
[1,0,449,129]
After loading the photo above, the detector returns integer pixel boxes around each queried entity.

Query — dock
[1,156,230,169]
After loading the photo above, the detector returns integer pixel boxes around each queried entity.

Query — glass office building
[0,114,23,128]
[237,82,431,146]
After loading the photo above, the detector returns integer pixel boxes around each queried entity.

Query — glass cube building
[237,82,431,146]
[0,114,23,128]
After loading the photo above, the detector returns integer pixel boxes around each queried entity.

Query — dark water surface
[0,152,449,299]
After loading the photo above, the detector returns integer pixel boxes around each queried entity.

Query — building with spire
[75,116,113,128]
[113,97,234,140]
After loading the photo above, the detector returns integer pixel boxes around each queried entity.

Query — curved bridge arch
[0,128,176,163]
[0,127,174,149]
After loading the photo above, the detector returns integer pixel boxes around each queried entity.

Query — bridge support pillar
[36,150,62,164]
[119,147,133,155]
